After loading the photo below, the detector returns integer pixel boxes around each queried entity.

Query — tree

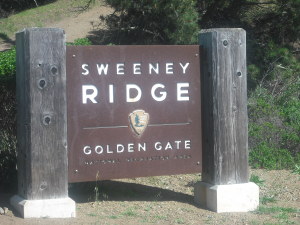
[97,0,199,45]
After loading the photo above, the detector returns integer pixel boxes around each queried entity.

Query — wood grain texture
[16,28,67,199]
[200,28,249,185]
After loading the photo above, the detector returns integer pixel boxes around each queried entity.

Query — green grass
[250,174,265,187]
[275,212,289,220]
[0,0,99,39]
[154,215,168,220]
[108,215,119,219]
[252,206,299,225]
[175,218,185,224]
[293,164,300,175]
[121,208,138,217]
[256,206,298,214]
[261,196,277,205]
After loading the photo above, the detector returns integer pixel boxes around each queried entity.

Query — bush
[248,50,300,169]
[99,0,199,44]
[0,48,17,191]
[0,48,16,82]
[67,37,92,46]
[0,82,17,191]
[249,142,296,170]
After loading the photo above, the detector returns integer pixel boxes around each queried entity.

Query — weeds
[261,196,276,205]
[292,164,300,175]
[108,215,119,219]
[256,206,298,214]
[154,215,168,221]
[175,218,185,224]
[67,37,92,46]
[121,208,138,217]
[250,174,265,187]
[253,206,299,225]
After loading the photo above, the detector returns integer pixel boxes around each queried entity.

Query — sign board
[67,45,202,182]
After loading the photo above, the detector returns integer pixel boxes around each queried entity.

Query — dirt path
[0,4,112,51]
[48,5,112,43]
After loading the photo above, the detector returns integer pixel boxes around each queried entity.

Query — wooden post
[194,28,259,212]
[10,28,75,218]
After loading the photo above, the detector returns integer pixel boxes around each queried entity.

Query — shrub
[0,82,17,191]
[67,37,92,46]
[99,0,199,44]
[248,46,300,169]
[0,48,17,190]
[249,174,265,187]
[0,48,16,82]
[249,142,296,170]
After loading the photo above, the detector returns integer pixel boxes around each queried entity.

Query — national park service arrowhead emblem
[129,110,149,136]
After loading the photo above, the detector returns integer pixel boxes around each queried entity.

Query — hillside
[0,0,112,51]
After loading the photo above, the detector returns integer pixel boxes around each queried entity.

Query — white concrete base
[194,182,259,213]
[10,195,76,218]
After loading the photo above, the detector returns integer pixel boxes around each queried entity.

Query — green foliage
[0,48,17,190]
[248,43,300,169]
[256,206,299,215]
[249,142,295,170]
[199,0,300,49]
[250,174,265,187]
[292,164,300,175]
[0,81,17,191]
[254,206,299,225]
[0,48,16,82]
[67,37,92,46]
[249,43,300,87]
[261,196,276,205]
[101,0,199,44]
[248,85,300,169]
[121,208,138,217]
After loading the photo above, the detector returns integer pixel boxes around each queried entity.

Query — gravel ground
[0,169,299,225]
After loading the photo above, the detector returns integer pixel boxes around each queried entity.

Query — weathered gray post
[10,28,75,218]
[194,28,259,212]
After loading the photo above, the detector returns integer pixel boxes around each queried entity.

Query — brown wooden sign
[67,45,202,182]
